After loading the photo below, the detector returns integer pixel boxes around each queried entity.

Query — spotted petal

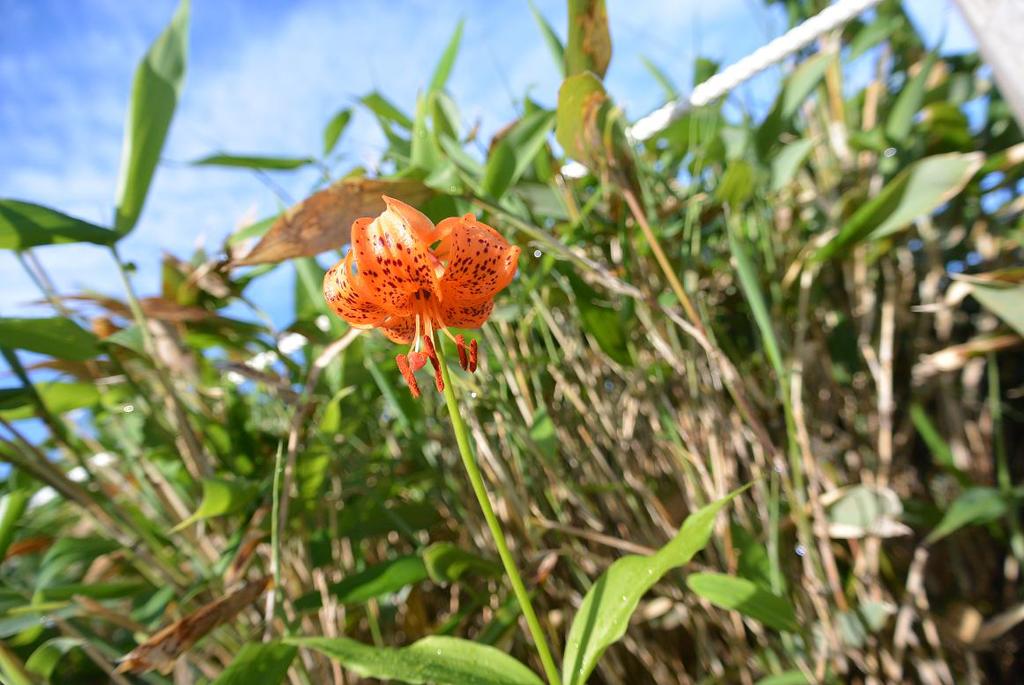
[437,215,520,307]
[379,315,418,344]
[323,252,389,328]
[440,298,495,329]
[351,198,440,316]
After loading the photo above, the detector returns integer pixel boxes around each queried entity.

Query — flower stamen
[468,339,478,373]
[395,354,420,398]
[422,334,444,392]
[455,334,468,370]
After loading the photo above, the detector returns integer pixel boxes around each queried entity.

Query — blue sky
[1,0,975,326]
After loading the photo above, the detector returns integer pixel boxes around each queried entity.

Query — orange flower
[323,196,520,397]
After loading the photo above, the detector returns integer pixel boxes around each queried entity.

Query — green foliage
[0,200,117,250]
[212,642,296,685]
[286,636,544,685]
[925,487,1009,545]
[686,573,798,632]
[815,152,985,260]
[322,108,353,156]
[113,0,189,235]
[171,477,259,532]
[192,154,315,170]
[562,487,746,685]
[0,318,100,360]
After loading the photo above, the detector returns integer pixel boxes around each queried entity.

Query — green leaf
[504,110,556,183]
[815,152,984,261]
[731,524,774,591]
[562,486,748,685]
[361,92,414,130]
[926,487,1007,545]
[102,325,147,355]
[0,200,117,250]
[640,56,679,100]
[909,403,963,478]
[286,636,544,685]
[0,476,33,561]
[555,73,635,187]
[428,20,464,93]
[528,409,558,459]
[716,161,756,207]
[337,500,440,541]
[686,573,798,632]
[886,52,936,145]
[729,227,784,379]
[566,0,611,78]
[411,94,444,174]
[25,637,82,683]
[113,0,189,235]
[36,581,146,602]
[848,17,898,60]
[757,53,830,155]
[780,53,831,119]
[171,477,258,532]
[967,281,1024,337]
[37,536,120,589]
[568,274,632,366]
[0,317,101,361]
[755,671,809,685]
[295,556,428,612]
[481,139,517,199]
[0,642,36,685]
[294,257,335,325]
[528,1,565,76]
[212,642,296,685]
[323,108,353,156]
[0,382,101,421]
[228,213,278,246]
[422,543,501,583]
[770,139,814,192]
[192,153,314,170]
[556,73,606,164]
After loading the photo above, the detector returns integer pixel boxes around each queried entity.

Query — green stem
[435,336,561,685]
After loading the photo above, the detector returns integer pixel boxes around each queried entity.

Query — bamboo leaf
[323,108,353,156]
[295,556,428,612]
[0,318,101,361]
[562,486,748,685]
[687,573,799,632]
[528,1,565,75]
[287,636,544,685]
[171,478,258,532]
[926,487,1008,545]
[192,154,314,170]
[815,152,983,261]
[113,0,189,235]
[0,200,117,250]
[481,139,516,199]
[428,20,464,93]
[211,642,296,685]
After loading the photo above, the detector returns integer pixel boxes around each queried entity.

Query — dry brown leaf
[3,535,53,560]
[115,575,272,675]
[913,334,1022,380]
[232,177,433,266]
[139,297,212,323]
